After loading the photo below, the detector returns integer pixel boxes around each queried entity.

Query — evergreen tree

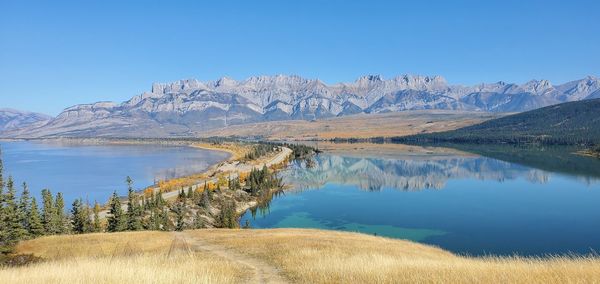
[0,148,6,253]
[107,191,126,232]
[154,190,165,208]
[192,210,204,229]
[0,146,4,188]
[160,208,170,231]
[83,198,92,233]
[92,201,102,232]
[147,208,161,231]
[41,189,54,234]
[125,176,142,231]
[28,197,44,237]
[71,198,86,234]
[172,201,186,231]
[218,200,237,229]
[228,176,241,191]
[200,188,211,210]
[186,187,194,199]
[53,192,67,234]
[18,182,30,237]
[0,176,27,253]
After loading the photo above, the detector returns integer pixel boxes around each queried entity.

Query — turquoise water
[0,141,229,205]
[241,150,600,256]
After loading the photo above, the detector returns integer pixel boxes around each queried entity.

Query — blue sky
[1,0,599,115]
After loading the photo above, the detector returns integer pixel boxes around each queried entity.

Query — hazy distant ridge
[0,109,51,133]
[5,74,600,138]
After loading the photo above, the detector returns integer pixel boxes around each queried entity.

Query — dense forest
[393,99,600,146]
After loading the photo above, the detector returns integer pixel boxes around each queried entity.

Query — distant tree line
[243,144,279,161]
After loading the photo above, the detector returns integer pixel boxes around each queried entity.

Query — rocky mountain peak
[356,75,384,83]
[5,74,600,138]
[214,77,238,88]
[520,79,553,95]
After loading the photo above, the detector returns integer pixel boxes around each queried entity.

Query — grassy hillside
[396,99,600,145]
[201,110,500,140]
[2,229,600,283]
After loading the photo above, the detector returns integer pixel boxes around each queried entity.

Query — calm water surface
[242,145,600,256]
[0,141,229,204]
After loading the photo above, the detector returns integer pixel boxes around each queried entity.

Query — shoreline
[81,138,295,227]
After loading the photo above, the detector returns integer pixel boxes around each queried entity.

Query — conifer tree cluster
[104,178,210,232]
[246,165,283,197]
[0,149,78,254]
[243,144,278,161]
[228,176,242,190]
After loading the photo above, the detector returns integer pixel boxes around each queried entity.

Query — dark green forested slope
[394,99,600,145]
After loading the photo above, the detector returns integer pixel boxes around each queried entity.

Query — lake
[0,140,229,205]
[241,143,600,256]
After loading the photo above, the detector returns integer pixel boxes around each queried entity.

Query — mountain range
[0,109,52,133]
[2,74,600,138]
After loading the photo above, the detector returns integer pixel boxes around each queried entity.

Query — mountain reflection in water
[242,144,600,256]
[285,154,560,192]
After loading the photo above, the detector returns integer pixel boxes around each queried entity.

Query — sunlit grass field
[3,229,600,283]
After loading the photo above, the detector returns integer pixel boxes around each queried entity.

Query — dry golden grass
[201,110,504,140]
[0,254,240,284]
[5,229,600,284]
[16,231,175,258]
[6,231,246,284]
[192,142,252,161]
[188,229,600,284]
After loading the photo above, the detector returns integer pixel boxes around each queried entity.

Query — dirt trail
[179,232,289,284]
[99,147,292,218]
[161,147,292,201]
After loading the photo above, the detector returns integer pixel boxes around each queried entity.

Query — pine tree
[159,208,170,231]
[0,186,7,254]
[107,191,126,232]
[53,192,67,234]
[192,210,204,229]
[41,189,54,234]
[187,187,194,199]
[92,201,102,232]
[218,200,237,229]
[200,188,211,210]
[71,198,85,234]
[125,177,142,231]
[0,176,27,253]
[172,201,186,231]
[147,208,161,231]
[28,197,44,237]
[0,147,6,253]
[18,182,30,238]
[0,146,4,188]
[228,176,241,191]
